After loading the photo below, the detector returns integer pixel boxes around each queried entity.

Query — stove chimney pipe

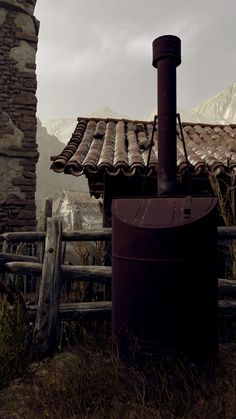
[152,35,181,195]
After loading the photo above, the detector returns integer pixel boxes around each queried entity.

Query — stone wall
[0,0,39,231]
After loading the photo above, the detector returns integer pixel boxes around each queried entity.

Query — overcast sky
[35,0,236,121]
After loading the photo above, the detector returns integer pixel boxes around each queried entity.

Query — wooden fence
[0,198,236,355]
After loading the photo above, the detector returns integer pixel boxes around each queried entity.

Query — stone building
[0,0,39,232]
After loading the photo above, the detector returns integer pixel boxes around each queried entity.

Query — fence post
[37,198,53,262]
[33,217,62,356]
[36,199,53,296]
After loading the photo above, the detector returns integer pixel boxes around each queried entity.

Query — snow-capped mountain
[42,82,236,149]
[146,107,212,124]
[193,83,236,124]
[43,117,77,145]
[88,106,126,119]
[148,83,236,125]
[43,107,126,144]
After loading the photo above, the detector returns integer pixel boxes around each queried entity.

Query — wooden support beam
[1,226,235,244]
[37,199,53,263]
[218,300,236,319]
[218,279,236,296]
[5,262,112,284]
[36,199,53,295]
[0,252,38,264]
[1,228,112,243]
[62,228,112,242]
[217,226,236,240]
[61,264,111,283]
[28,301,112,321]
[1,232,46,242]
[28,300,236,322]
[33,218,62,356]
[5,262,236,296]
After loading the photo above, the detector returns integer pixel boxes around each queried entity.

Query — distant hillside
[36,119,89,210]
[193,83,236,124]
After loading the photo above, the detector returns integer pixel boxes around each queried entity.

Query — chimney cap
[152,35,181,68]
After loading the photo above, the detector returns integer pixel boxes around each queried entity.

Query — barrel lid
[112,196,217,229]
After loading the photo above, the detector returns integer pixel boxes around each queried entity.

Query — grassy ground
[1,285,236,418]
[0,337,236,418]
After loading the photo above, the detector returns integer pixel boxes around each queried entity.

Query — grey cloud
[35,0,236,120]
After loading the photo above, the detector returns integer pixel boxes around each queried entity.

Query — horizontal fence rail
[26,300,236,322]
[1,228,112,243]
[0,252,38,263]
[1,226,235,244]
[27,301,112,322]
[217,226,236,239]
[5,262,112,284]
[0,215,236,357]
[3,261,236,293]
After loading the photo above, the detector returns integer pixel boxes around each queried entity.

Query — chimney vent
[152,35,181,195]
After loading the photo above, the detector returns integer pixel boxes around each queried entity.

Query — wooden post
[37,198,53,261]
[33,217,62,356]
[36,199,53,296]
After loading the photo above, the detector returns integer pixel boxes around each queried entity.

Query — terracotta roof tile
[51,117,236,177]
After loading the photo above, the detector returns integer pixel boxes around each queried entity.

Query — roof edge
[76,115,236,128]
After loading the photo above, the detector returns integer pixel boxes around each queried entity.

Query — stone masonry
[0,0,39,232]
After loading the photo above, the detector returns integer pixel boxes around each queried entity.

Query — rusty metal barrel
[112,196,218,366]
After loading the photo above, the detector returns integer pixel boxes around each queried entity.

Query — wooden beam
[1,226,235,244]
[28,300,236,322]
[5,261,42,275]
[218,300,236,319]
[62,228,111,242]
[61,264,111,283]
[37,198,53,263]
[5,262,112,284]
[1,232,46,242]
[218,278,236,296]
[1,228,112,243]
[28,301,112,321]
[33,218,62,356]
[5,262,236,294]
[0,252,38,264]
[217,226,236,239]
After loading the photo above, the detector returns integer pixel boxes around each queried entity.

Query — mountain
[42,118,77,145]
[146,107,212,124]
[36,119,89,210]
[43,107,126,144]
[147,83,236,124]
[193,83,236,124]
[88,106,126,119]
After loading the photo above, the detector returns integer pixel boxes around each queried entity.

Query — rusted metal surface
[112,196,218,366]
[152,35,181,195]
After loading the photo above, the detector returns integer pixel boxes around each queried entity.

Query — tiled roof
[51,117,236,177]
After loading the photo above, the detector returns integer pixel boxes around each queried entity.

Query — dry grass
[0,295,33,389]
[208,170,235,227]
[1,174,236,417]
[208,170,236,279]
[0,338,236,418]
